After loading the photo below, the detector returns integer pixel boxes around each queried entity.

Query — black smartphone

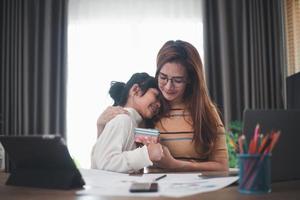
[129,182,158,193]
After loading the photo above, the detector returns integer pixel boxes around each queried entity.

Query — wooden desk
[1,172,300,200]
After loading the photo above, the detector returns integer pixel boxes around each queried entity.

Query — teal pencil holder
[238,154,271,194]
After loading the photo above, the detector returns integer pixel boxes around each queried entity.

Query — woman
[97,40,228,172]
[91,73,163,173]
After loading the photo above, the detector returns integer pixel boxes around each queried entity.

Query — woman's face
[135,88,161,119]
[158,62,188,105]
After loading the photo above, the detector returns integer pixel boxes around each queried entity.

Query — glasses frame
[157,72,188,88]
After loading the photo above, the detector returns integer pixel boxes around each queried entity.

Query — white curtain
[68,0,203,168]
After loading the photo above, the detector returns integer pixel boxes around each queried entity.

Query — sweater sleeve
[91,114,153,173]
[209,126,228,161]
[209,107,228,161]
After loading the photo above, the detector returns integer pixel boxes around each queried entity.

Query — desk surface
[1,172,300,200]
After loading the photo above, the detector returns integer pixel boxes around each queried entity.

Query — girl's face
[135,88,161,119]
[158,62,188,105]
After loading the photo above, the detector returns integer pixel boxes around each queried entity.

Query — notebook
[243,109,300,182]
[0,135,85,189]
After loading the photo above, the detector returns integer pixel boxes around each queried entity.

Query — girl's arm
[92,114,163,173]
[93,115,150,172]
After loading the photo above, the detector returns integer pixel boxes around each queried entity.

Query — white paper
[77,169,239,198]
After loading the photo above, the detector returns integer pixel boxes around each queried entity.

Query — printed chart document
[77,169,238,198]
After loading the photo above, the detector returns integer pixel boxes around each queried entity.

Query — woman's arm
[96,106,128,138]
[155,123,229,172]
[155,146,228,172]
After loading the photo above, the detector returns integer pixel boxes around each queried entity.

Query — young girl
[91,72,163,173]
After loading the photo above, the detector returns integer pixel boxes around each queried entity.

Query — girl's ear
[130,84,142,96]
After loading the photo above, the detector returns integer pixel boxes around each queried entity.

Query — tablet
[0,135,85,189]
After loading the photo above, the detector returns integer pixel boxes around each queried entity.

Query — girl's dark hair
[109,72,158,106]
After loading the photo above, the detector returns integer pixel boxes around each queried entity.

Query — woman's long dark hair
[155,40,222,156]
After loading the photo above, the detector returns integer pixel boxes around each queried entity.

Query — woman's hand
[97,106,128,125]
[154,146,179,169]
[147,143,163,162]
[97,106,128,137]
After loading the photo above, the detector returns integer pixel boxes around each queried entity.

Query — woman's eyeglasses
[158,72,187,88]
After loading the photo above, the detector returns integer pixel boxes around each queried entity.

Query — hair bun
[109,81,125,105]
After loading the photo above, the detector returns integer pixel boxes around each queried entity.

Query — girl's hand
[135,136,158,145]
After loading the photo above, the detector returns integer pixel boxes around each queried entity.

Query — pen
[238,135,244,153]
[253,124,260,153]
[154,174,167,181]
